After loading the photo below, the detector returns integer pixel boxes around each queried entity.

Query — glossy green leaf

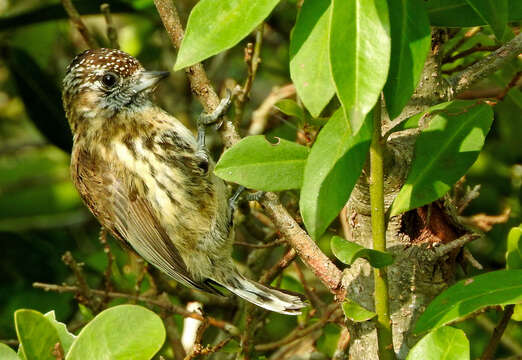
[506,225,522,270]
[289,0,335,117]
[44,311,76,354]
[389,100,493,216]
[426,0,522,27]
[300,109,372,240]
[331,236,393,268]
[329,0,390,134]
[275,99,305,121]
[383,0,431,119]
[15,309,61,360]
[464,0,508,41]
[174,0,280,70]
[4,47,72,152]
[66,305,165,360]
[415,269,522,333]
[389,101,453,133]
[407,326,470,360]
[215,136,309,191]
[0,344,20,360]
[342,299,377,322]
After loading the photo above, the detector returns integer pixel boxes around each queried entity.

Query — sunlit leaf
[289,0,335,117]
[506,224,522,270]
[464,0,508,41]
[175,0,280,69]
[15,309,61,360]
[415,270,522,333]
[0,344,20,360]
[66,305,165,360]
[383,0,431,119]
[331,236,393,268]
[44,311,76,354]
[342,299,377,322]
[329,0,390,134]
[300,109,372,240]
[407,326,470,360]
[275,99,305,121]
[389,100,493,216]
[214,136,309,191]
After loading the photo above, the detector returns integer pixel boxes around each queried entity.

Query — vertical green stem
[370,98,395,360]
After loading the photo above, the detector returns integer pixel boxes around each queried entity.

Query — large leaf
[415,269,522,333]
[300,109,372,240]
[0,344,20,360]
[342,299,377,322]
[174,0,280,70]
[44,311,76,354]
[464,0,508,41]
[214,135,309,191]
[407,326,470,360]
[289,0,335,117]
[389,100,493,217]
[329,0,390,134]
[0,0,138,30]
[331,236,393,268]
[5,47,72,152]
[15,309,61,360]
[426,0,522,27]
[66,305,165,360]
[383,0,431,120]
[506,225,522,321]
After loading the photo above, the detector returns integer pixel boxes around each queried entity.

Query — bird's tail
[215,273,307,315]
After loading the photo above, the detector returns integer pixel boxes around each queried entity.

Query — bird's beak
[133,71,170,93]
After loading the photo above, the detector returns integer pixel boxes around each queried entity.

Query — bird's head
[63,48,169,132]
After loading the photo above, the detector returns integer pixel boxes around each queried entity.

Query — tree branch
[153,0,344,298]
[61,0,97,49]
[481,305,515,360]
[448,32,522,96]
[100,3,120,49]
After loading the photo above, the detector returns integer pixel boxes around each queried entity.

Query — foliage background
[0,0,520,358]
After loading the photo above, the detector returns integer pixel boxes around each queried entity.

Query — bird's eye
[101,72,118,88]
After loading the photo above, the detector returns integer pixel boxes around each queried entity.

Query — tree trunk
[343,31,464,359]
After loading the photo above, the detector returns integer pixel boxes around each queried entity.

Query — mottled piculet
[62,48,306,314]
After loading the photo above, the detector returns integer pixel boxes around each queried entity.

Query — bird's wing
[71,147,212,292]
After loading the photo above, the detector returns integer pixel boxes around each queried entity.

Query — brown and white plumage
[62,48,306,314]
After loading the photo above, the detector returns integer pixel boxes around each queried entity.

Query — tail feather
[217,273,307,315]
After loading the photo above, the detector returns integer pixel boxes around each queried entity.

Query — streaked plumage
[62,48,306,314]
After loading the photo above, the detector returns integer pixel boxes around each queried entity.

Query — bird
[62,48,306,315]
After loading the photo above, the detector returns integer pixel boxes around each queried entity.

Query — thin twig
[259,247,297,285]
[33,283,240,336]
[234,23,264,124]
[248,84,296,135]
[443,27,481,61]
[481,305,516,360]
[61,251,95,309]
[294,262,325,309]
[444,45,499,63]
[100,3,120,49]
[61,0,97,48]
[497,71,522,100]
[448,32,522,96]
[98,228,114,306]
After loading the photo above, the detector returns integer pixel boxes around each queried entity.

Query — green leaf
[66,305,165,360]
[0,344,20,360]
[407,326,470,360]
[506,224,522,270]
[342,299,377,322]
[464,0,508,41]
[44,311,76,354]
[329,0,390,134]
[331,235,393,268]
[4,47,72,153]
[383,0,431,119]
[389,101,453,133]
[275,99,305,121]
[513,304,522,321]
[15,309,61,360]
[426,0,522,27]
[415,269,522,333]
[174,0,280,70]
[214,136,310,191]
[300,109,372,240]
[389,100,493,217]
[316,323,341,357]
[289,0,335,117]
